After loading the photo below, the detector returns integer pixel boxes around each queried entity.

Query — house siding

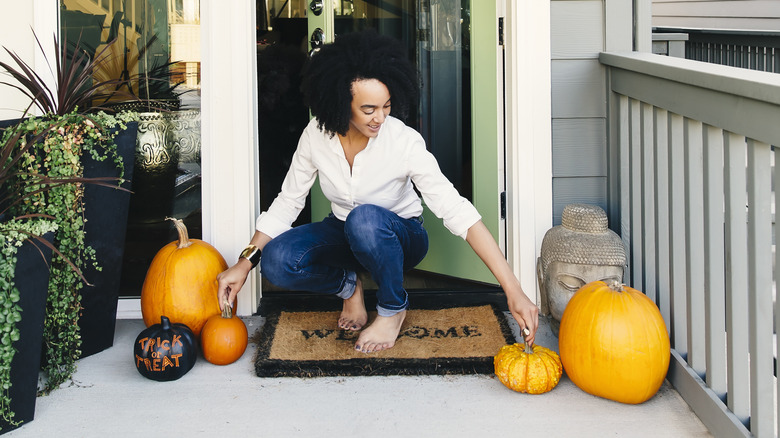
[0,1,38,120]
[653,0,780,31]
[550,0,609,224]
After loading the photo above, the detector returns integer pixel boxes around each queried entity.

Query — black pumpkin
[133,316,197,381]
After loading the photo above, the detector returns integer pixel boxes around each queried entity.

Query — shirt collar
[325,118,387,154]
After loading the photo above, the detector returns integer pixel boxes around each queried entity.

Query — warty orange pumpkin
[141,218,228,336]
[494,341,562,394]
[558,280,671,404]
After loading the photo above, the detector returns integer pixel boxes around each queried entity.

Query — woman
[217,30,538,353]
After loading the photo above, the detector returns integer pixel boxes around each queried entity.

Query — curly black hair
[300,29,419,137]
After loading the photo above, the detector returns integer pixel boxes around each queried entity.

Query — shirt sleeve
[407,136,481,240]
[255,125,319,238]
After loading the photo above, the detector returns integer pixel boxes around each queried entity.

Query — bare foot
[338,277,367,331]
[354,310,406,353]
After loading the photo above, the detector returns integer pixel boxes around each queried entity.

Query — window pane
[60,0,202,298]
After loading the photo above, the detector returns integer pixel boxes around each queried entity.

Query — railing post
[641,103,657,300]
[724,132,750,426]
[654,108,672,328]
[619,94,632,283]
[702,124,727,398]
[684,119,706,374]
[630,99,644,289]
[746,139,774,437]
[669,113,688,353]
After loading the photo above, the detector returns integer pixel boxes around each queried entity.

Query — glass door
[258,0,503,285]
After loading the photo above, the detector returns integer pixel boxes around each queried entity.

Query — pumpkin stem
[608,280,624,292]
[521,327,533,353]
[166,217,193,249]
[222,301,233,319]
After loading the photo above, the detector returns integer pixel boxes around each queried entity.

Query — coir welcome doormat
[254,304,516,377]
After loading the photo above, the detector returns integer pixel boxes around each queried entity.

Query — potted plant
[0,110,129,432]
[0,30,140,398]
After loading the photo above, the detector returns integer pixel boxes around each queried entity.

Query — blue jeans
[261,204,429,316]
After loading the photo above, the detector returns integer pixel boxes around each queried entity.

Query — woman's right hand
[216,259,253,311]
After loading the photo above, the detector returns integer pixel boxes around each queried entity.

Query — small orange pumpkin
[200,301,248,365]
[141,218,228,336]
[559,280,671,404]
[494,342,562,394]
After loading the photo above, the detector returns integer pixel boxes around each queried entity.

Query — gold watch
[239,244,261,269]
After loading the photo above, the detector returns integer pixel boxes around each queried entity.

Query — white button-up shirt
[256,116,481,240]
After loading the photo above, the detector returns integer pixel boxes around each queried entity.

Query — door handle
[310,0,324,16]
[309,28,325,57]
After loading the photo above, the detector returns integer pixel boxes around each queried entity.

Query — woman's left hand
[505,289,539,345]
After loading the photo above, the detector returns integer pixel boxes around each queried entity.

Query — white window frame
[200,0,261,316]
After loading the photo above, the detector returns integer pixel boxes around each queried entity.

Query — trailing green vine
[3,110,135,395]
[0,218,57,427]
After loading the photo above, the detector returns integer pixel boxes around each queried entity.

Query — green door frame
[415,1,502,283]
[307,1,333,224]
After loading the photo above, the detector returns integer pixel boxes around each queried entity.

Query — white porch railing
[600,52,780,438]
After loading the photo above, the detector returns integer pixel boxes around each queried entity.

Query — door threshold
[256,289,508,316]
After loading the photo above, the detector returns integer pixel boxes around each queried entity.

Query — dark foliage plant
[0,32,138,116]
[0,115,117,277]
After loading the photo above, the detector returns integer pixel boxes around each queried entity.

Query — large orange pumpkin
[141,218,228,336]
[558,280,671,404]
[200,301,249,365]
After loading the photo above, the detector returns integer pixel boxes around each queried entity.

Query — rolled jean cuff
[335,271,358,300]
[376,302,407,317]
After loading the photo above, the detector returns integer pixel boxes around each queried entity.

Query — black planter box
[0,232,54,434]
[79,121,137,358]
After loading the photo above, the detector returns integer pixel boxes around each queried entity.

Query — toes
[354,340,391,353]
[355,341,373,353]
[338,318,362,331]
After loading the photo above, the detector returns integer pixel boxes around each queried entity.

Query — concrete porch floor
[7,314,712,437]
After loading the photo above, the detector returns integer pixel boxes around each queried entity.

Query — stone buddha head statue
[537,204,627,322]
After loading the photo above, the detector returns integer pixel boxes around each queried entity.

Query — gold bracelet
[239,244,261,268]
